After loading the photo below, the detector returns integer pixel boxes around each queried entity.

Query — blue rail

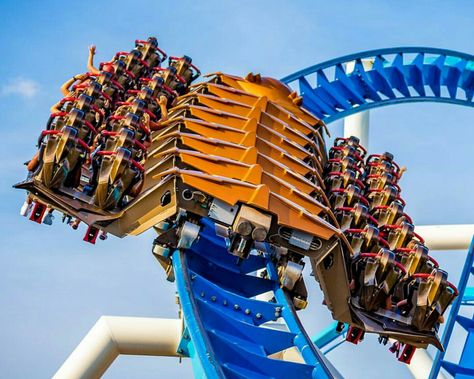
[312,322,347,352]
[461,287,474,305]
[173,218,340,379]
[281,47,474,124]
[429,237,474,379]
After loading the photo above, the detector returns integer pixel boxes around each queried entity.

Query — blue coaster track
[429,239,474,379]
[281,47,474,123]
[173,218,341,379]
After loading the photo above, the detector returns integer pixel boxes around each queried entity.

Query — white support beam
[407,349,448,379]
[53,316,182,379]
[343,111,370,149]
[344,60,373,149]
[416,224,474,251]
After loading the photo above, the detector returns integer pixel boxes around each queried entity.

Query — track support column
[53,316,182,379]
[344,111,370,149]
[343,59,373,149]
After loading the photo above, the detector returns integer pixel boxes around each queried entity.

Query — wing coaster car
[15,38,200,240]
[316,137,457,363]
[15,63,456,364]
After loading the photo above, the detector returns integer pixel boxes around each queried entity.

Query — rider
[153,66,187,95]
[51,55,117,114]
[136,37,166,68]
[27,47,115,175]
[112,86,169,132]
[169,55,200,85]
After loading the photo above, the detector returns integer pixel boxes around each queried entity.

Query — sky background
[1,0,473,378]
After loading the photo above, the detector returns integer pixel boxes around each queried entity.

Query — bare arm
[87,45,100,74]
[158,95,168,121]
[60,73,89,97]
[50,100,62,113]
[149,96,169,131]
[140,112,150,128]
[114,105,127,117]
[60,77,76,96]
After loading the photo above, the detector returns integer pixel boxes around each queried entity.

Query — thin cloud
[2,77,40,98]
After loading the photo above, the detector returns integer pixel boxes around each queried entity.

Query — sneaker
[43,213,54,225]
[20,201,33,217]
[70,219,80,230]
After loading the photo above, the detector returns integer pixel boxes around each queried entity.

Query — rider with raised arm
[87,45,100,75]
[27,71,93,174]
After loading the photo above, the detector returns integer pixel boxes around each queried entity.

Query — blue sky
[0,0,473,377]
